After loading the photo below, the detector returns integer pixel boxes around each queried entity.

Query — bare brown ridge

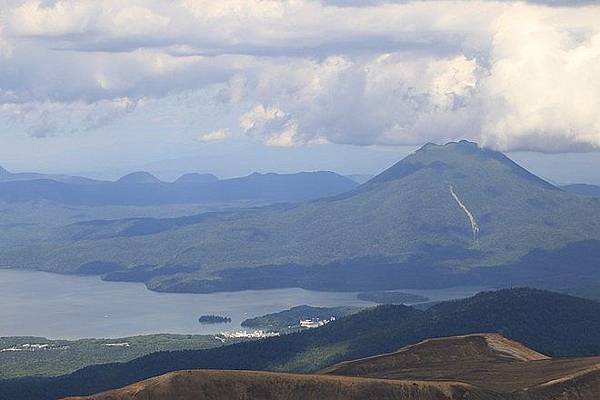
[321,333,549,377]
[65,370,499,400]
[65,334,600,400]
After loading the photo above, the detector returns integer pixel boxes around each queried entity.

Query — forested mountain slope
[4,141,600,292]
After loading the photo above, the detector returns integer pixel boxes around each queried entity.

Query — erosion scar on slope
[449,185,480,247]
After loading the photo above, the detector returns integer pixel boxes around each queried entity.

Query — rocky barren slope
[66,334,600,400]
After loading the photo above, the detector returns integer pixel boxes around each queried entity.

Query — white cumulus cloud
[198,128,228,142]
[0,0,599,153]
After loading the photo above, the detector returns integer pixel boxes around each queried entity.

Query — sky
[1,0,600,182]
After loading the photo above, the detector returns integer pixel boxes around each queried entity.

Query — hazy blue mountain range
[3,140,600,292]
[0,170,357,206]
[0,166,98,185]
[3,288,600,400]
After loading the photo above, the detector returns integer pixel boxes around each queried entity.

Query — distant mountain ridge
[0,165,220,186]
[0,170,357,206]
[0,165,98,184]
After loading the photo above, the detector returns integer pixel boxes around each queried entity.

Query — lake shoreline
[0,268,488,340]
[1,263,497,296]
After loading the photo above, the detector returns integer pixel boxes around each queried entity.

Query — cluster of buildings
[218,330,280,340]
[299,316,336,329]
[0,343,50,352]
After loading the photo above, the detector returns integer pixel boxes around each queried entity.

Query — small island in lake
[198,315,232,324]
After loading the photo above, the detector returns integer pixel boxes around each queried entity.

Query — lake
[0,268,488,339]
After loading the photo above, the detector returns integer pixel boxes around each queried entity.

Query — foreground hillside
[67,334,600,400]
[4,289,600,399]
[325,334,600,400]
[4,140,600,293]
[323,333,550,378]
[66,370,492,400]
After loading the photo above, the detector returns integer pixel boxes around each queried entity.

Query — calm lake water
[0,268,488,339]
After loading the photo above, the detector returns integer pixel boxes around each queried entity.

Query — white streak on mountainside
[449,185,480,246]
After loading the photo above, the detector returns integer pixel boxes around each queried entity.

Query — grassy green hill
[0,334,245,380]
[241,305,362,333]
[3,288,600,400]
[3,141,600,292]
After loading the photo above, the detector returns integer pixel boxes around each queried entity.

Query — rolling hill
[116,172,162,184]
[174,173,219,184]
[322,333,600,400]
[65,369,496,400]
[4,289,600,399]
[4,140,600,292]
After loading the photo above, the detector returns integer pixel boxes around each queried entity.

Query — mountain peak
[117,171,162,184]
[366,140,483,184]
[366,140,555,190]
[407,140,502,166]
[414,139,481,156]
